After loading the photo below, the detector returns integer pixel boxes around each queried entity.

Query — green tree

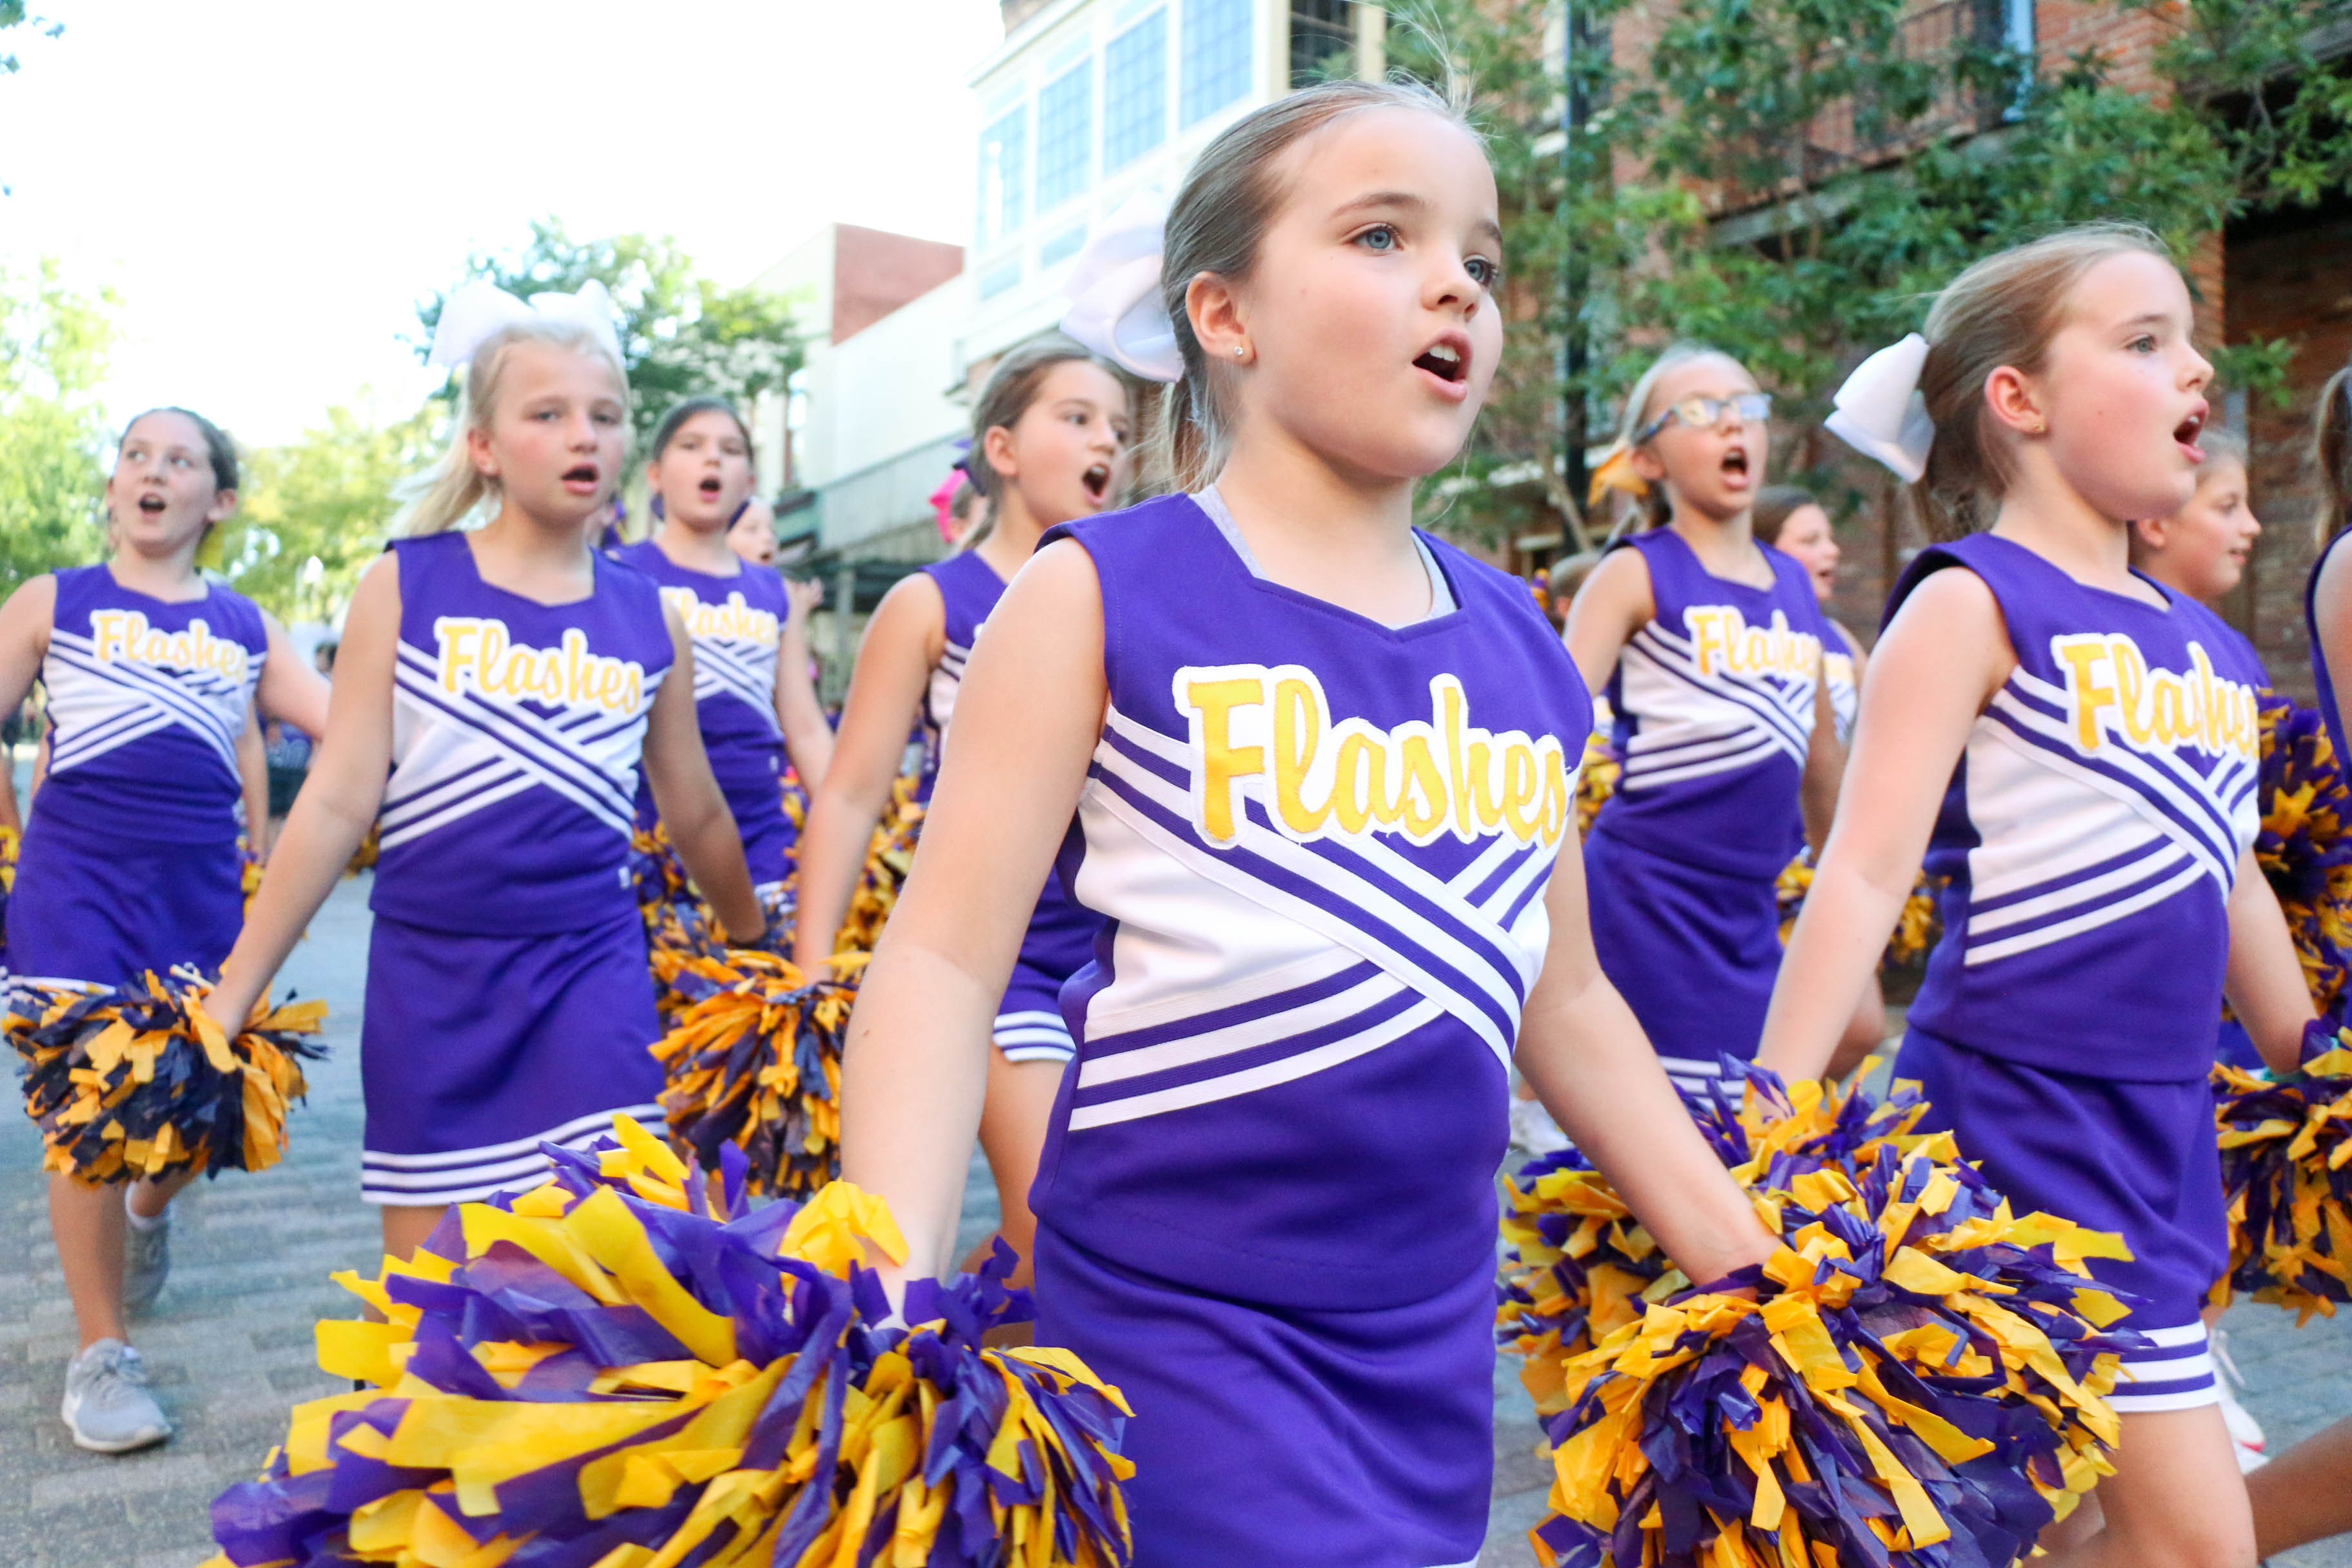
[0,260,114,596]
[0,3,61,75]
[208,400,446,623]
[1389,0,2351,547]
[413,219,805,444]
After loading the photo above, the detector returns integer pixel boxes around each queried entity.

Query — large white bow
[428,279,626,371]
[1058,191,1183,383]
[1824,333,1935,484]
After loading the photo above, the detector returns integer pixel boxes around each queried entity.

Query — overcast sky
[0,0,1001,445]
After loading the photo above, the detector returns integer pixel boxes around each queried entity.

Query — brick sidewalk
[3,876,2344,1566]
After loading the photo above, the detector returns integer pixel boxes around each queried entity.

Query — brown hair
[120,407,239,494]
[2317,362,2352,547]
[1751,484,1819,547]
[1155,77,1474,492]
[1913,224,2173,541]
[649,397,752,463]
[962,333,1122,548]
[1547,549,1602,605]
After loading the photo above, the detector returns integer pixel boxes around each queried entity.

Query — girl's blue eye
[2129,335,2157,353]
[1357,224,1398,252]
[1465,257,1499,287]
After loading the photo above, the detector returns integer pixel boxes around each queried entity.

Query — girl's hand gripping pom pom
[651,947,867,1200]
[1505,1063,2142,1568]
[199,1113,1134,1568]
[2213,1014,2352,1319]
[6,967,326,1186]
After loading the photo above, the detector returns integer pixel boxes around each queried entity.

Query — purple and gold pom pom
[2214,1016,2352,1320]
[2251,694,2352,1016]
[6,969,325,1184]
[200,1117,1133,1568]
[1776,856,1943,969]
[1573,728,1618,841]
[651,947,863,1199]
[832,773,926,961]
[1507,1065,2137,1568]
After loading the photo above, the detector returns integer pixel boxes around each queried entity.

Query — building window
[1037,62,1093,212]
[977,104,1028,250]
[1289,0,1354,86]
[979,256,1024,300]
[1041,225,1088,266]
[1102,11,1167,174]
[1181,0,1252,126]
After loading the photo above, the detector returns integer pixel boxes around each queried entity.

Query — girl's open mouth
[137,494,167,515]
[2174,407,2208,464]
[562,464,600,492]
[1720,448,1752,485]
[1081,464,1110,503]
[699,476,723,498]
[1413,340,1468,386]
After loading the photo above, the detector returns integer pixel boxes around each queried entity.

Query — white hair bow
[1824,333,1935,484]
[1058,191,1184,383]
[427,279,626,371]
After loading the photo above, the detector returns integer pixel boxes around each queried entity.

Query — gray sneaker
[61,1338,172,1453]
[122,1207,170,1317]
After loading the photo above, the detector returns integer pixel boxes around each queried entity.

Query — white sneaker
[2212,1326,2267,1470]
[61,1338,172,1453]
[1509,1096,1570,1156]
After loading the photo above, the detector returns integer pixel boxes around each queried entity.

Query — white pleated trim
[360,1103,662,1206]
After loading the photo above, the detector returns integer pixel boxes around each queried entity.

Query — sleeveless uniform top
[372,533,674,936]
[917,550,1006,794]
[916,547,1099,981]
[1596,528,1832,880]
[1896,534,2263,1080]
[2310,533,2352,761]
[35,565,267,843]
[609,540,794,880]
[1031,495,1593,1309]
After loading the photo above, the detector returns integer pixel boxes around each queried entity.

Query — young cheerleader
[838,79,1781,1564]
[202,284,764,1268]
[1562,349,1843,1093]
[614,398,833,910]
[792,335,1130,1283]
[727,495,778,565]
[1753,484,1886,1078]
[0,407,275,1451]
[1758,226,2314,1567]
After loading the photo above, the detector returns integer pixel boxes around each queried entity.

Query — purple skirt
[1899,1027,2224,1410]
[6,808,241,988]
[358,910,663,1207]
[1584,827,1780,1083]
[1036,1225,1493,1567]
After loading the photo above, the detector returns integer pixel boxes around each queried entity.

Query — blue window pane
[1037,63,1093,213]
[977,105,1028,249]
[1041,225,1088,266]
[1102,12,1167,174]
[1181,0,1251,126]
[979,257,1023,300]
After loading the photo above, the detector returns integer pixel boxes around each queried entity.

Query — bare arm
[2223,850,2315,1073]
[1800,647,1844,857]
[1516,838,1784,1282]
[0,576,54,835]
[643,607,763,944]
[790,574,946,971]
[207,556,402,1026]
[1561,546,1653,696]
[237,707,270,860]
[1756,569,2011,1082]
[839,542,1103,1288]
[257,609,331,739]
[773,577,834,791]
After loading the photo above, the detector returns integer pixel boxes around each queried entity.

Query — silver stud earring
[1233,345,1246,360]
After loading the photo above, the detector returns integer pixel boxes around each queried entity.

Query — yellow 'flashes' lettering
[1182,675,1266,843]
[1272,677,1330,836]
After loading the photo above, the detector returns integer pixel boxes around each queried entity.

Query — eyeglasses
[1635,392,1773,444]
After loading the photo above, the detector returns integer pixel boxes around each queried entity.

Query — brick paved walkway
[3,875,2345,1566]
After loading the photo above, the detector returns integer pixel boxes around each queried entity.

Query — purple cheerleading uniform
[919,549,1098,1066]
[1891,534,2264,1413]
[358,534,673,1207]
[1585,527,1832,1090]
[1031,494,1590,1566]
[8,566,265,992]
[2208,618,2271,1072]
[610,540,796,894]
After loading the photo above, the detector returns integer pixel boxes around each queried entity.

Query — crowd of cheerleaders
[3,82,2351,1568]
